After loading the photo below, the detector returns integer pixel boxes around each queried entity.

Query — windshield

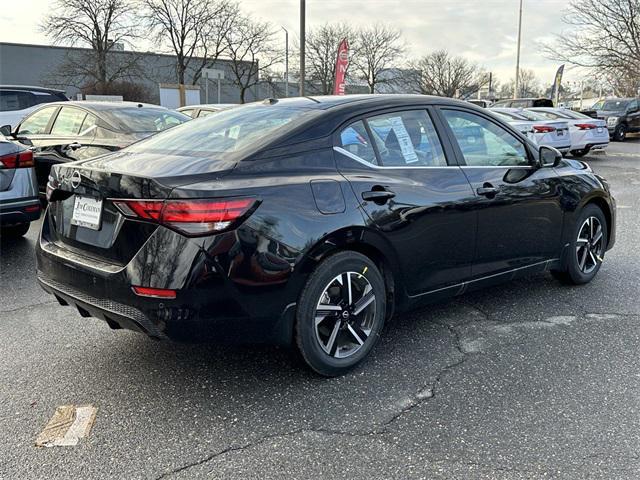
[595,99,629,111]
[126,104,319,156]
[102,107,190,133]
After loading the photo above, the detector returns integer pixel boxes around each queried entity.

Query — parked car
[0,134,40,237]
[490,107,571,153]
[0,85,68,129]
[492,97,554,108]
[528,107,609,157]
[2,101,190,194]
[591,97,640,141]
[37,95,615,376]
[177,104,237,118]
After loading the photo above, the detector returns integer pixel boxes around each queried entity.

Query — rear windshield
[126,104,319,156]
[516,109,547,121]
[491,110,527,121]
[595,100,629,111]
[102,107,190,133]
[560,109,591,119]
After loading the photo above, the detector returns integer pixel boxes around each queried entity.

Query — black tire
[571,149,588,158]
[613,124,627,142]
[295,251,386,377]
[1,222,30,238]
[552,204,607,285]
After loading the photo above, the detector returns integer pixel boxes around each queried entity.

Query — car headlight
[607,116,619,126]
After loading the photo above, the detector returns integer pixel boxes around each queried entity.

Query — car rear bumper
[0,196,40,225]
[35,214,300,344]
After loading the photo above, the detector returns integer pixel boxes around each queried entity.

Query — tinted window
[628,100,639,111]
[600,100,629,111]
[443,110,529,167]
[126,105,319,155]
[562,110,591,119]
[51,107,88,135]
[0,91,34,111]
[18,106,58,135]
[367,110,447,166]
[101,107,189,133]
[32,91,67,106]
[339,120,377,165]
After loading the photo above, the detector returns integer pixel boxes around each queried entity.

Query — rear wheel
[0,223,30,238]
[613,124,627,142]
[295,251,386,376]
[552,204,607,285]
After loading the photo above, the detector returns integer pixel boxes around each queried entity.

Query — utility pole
[282,27,289,97]
[514,0,523,99]
[299,0,305,96]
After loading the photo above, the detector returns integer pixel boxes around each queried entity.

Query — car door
[626,99,640,131]
[436,107,564,281]
[334,107,477,297]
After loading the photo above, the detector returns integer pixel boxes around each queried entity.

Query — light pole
[299,0,305,96]
[514,0,523,99]
[282,27,289,97]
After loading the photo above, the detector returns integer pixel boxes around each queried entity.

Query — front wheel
[571,149,589,158]
[552,204,607,285]
[295,251,386,376]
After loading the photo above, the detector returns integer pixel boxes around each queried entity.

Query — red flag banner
[333,39,349,95]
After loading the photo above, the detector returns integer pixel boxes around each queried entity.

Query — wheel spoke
[589,250,598,267]
[592,226,603,245]
[589,217,594,239]
[352,290,375,316]
[317,304,342,312]
[579,246,588,270]
[323,318,341,356]
[347,324,366,346]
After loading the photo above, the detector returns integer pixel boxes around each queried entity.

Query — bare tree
[351,24,405,93]
[512,69,541,98]
[303,23,356,95]
[142,0,238,85]
[42,0,141,91]
[408,50,487,98]
[225,16,281,103]
[544,0,640,96]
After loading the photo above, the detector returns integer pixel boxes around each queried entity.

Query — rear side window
[0,90,34,111]
[17,106,58,135]
[79,113,98,135]
[31,91,67,106]
[101,108,190,133]
[367,110,447,166]
[443,109,529,167]
[339,120,377,165]
[50,107,88,135]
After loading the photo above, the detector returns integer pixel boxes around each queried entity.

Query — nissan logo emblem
[70,170,82,189]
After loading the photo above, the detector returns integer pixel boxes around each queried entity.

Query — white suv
[0,86,69,129]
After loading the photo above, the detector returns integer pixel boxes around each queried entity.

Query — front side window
[51,107,88,136]
[443,110,529,167]
[367,110,447,167]
[17,106,58,135]
[339,120,377,165]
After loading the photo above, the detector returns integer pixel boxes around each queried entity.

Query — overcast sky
[0,0,585,88]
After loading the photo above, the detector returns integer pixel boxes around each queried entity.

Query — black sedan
[36,95,616,376]
[6,101,190,193]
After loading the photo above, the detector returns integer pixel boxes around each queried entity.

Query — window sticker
[389,117,419,163]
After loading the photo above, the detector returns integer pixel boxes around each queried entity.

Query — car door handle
[476,184,499,197]
[67,142,82,150]
[362,189,396,202]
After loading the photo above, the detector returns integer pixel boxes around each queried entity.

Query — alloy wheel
[314,272,377,359]
[576,216,604,274]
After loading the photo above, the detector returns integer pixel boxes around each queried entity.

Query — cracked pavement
[1,138,639,479]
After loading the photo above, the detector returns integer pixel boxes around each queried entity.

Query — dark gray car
[593,98,640,141]
[0,134,40,237]
[3,101,190,193]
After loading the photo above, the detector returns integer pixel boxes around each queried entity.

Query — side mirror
[0,125,12,137]
[539,145,562,168]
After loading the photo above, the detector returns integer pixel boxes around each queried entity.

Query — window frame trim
[50,106,90,137]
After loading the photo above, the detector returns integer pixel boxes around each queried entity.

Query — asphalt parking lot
[1,138,639,480]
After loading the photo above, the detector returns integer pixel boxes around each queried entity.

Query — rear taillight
[113,198,257,236]
[575,123,597,130]
[0,149,34,169]
[533,125,556,133]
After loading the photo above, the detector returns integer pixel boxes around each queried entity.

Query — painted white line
[35,405,97,447]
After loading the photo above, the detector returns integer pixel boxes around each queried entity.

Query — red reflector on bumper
[132,286,177,299]
[24,204,40,213]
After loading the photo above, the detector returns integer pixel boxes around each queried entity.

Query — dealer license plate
[71,195,103,230]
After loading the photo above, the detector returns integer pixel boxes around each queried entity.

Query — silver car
[490,107,572,153]
[0,134,40,237]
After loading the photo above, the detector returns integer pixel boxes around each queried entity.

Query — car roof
[0,85,66,94]
[31,100,169,111]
